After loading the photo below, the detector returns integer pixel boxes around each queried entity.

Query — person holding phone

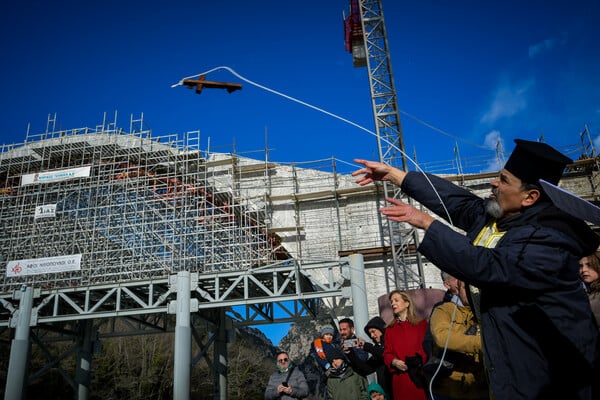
[346,316,393,399]
[339,318,369,362]
[265,351,309,400]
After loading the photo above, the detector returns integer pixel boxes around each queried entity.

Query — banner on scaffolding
[21,166,91,186]
[34,204,57,219]
[6,254,82,277]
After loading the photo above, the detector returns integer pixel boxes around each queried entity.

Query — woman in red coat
[383,290,428,400]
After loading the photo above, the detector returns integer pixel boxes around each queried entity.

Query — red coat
[383,319,428,400]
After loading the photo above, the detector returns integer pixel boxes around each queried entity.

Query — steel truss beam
[0,258,350,397]
[0,259,349,329]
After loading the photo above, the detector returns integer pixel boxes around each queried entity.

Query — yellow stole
[469,221,507,318]
[473,221,506,248]
[470,221,506,400]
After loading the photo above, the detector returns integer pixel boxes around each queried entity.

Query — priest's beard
[486,199,504,219]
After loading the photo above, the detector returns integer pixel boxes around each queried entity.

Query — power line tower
[345,0,425,290]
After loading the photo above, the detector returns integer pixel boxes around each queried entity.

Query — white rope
[428,301,459,400]
[173,66,474,398]
[171,66,454,225]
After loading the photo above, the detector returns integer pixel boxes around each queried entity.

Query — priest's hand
[380,197,434,230]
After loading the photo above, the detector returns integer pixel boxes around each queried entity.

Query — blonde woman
[579,251,600,330]
[383,290,428,400]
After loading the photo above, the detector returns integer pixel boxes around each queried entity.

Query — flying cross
[182,74,242,94]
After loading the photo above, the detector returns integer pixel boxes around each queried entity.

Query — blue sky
[1,1,599,344]
[2,1,600,174]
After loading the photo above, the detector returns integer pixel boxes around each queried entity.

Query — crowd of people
[265,139,600,400]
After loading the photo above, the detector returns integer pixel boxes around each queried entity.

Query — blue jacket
[310,338,342,371]
[402,171,599,400]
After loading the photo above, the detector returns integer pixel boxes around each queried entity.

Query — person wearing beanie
[321,325,335,342]
[310,324,342,372]
[367,381,387,400]
[353,139,599,400]
[325,347,368,400]
[325,346,346,364]
[363,316,386,335]
[345,316,393,399]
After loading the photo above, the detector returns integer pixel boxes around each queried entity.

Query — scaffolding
[2,117,598,299]
[0,115,384,398]
[0,123,278,293]
[0,115,392,320]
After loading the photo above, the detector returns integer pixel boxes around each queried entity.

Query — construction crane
[344,0,425,290]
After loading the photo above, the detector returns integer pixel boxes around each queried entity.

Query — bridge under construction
[0,114,598,399]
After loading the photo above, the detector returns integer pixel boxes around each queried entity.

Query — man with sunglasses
[265,351,309,400]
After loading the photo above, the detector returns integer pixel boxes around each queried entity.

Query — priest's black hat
[504,139,572,185]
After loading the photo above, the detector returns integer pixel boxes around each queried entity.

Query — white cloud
[482,130,505,172]
[483,130,503,150]
[480,80,534,125]
[528,33,567,59]
[528,38,556,59]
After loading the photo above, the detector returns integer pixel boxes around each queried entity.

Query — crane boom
[346,0,425,290]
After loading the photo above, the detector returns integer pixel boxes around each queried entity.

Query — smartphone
[343,338,359,347]
[282,382,289,387]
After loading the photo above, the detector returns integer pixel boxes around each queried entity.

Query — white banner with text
[6,254,82,277]
[21,166,91,186]
[34,204,57,219]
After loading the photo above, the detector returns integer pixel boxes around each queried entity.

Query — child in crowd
[325,347,368,400]
[367,381,387,400]
[310,325,339,371]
